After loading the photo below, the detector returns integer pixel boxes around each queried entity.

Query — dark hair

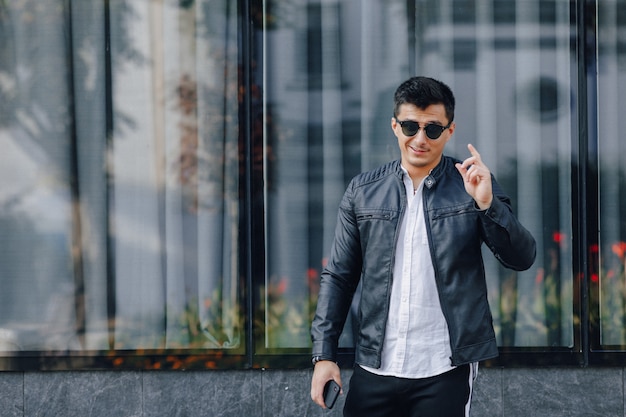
[393,76,455,123]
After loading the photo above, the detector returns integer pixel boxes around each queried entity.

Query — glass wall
[262,0,575,353]
[0,0,243,360]
[0,0,624,369]
[597,0,626,348]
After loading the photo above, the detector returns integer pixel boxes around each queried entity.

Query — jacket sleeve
[478,180,537,271]
[310,181,363,362]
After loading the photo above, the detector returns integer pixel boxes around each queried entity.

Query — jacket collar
[394,156,450,190]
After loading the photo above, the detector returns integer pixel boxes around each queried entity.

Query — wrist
[312,356,332,365]
[312,356,324,365]
[476,196,493,211]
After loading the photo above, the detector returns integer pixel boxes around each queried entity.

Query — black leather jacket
[311,156,536,368]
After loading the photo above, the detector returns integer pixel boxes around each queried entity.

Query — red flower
[535,268,544,284]
[553,231,566,244]
[612,242,626,259]
[276,278,288,294]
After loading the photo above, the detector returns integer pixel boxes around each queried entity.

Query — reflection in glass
[0,0,78,351]
[107,0,241,351]
[597,0,626,346]
[0,0,242,353]
[263,0,409,348]
[263,0,574,349]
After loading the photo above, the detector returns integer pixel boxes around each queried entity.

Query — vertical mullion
[104,0,117,350]
[66,0,86,348]
[241,0,255,368]
[577,0,597,366]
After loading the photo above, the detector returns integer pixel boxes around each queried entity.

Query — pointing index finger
[467,143,479,157]
[467,143,483,164]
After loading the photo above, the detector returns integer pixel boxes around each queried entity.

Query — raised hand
[454,144,493,210]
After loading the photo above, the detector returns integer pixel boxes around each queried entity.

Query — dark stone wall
[0,367,623,416]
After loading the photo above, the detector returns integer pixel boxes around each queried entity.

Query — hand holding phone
[323,379,341,409]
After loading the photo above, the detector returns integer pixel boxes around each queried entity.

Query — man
[310,76,536,416]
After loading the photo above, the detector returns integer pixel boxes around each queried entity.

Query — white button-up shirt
[362,167,454,379]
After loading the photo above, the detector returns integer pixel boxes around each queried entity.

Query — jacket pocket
[430,201,476,220]
[354,208,398,263]
[355,208,396,221]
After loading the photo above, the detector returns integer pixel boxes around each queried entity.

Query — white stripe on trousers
[465,362,479,416]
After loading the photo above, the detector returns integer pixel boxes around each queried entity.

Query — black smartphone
[323,379,341,409]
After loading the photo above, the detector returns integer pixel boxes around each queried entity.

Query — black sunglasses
[395,118,451,140]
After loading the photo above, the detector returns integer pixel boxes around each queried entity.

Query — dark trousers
[344,364,473,417]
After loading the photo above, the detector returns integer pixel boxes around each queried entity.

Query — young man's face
[391,103,455,180]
